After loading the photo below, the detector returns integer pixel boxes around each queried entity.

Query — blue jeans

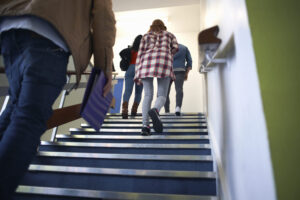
[122,64,143,103]
[0,29,69,199]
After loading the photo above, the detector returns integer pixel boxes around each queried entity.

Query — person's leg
[122,64,135,118]
[133,82,143,104]
[154,77,171,111]
[131,81,143,116]
[0,30,69,199]
[141,78,153,135]
[174,71,185,115]
[0,35,22,137]
[149,77,171,133]
[164,80,172,113]
[122,64,135,102]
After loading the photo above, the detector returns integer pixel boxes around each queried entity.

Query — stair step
[108,112,205,117]
[82,123,207,129]
[33,151,213,171]
[103,118,207,123]
[39,141,211,155]
[19,165,216,195]
[56,134,210,144]
[15,185,217,200]
[70,128,208,135]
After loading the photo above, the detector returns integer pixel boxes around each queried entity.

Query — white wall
[114,4,205,113]
[200,0,276,199]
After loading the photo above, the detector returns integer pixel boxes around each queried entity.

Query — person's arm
[92,0,116,96]
[185,47,192,80]
[170,33,179,55]
[184,67,192,80]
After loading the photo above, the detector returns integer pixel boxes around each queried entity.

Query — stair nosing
[40,141,211,149]
[56,134,210,140]
[81,123,207,128]
[16,185,217,200]
[103,119,206,122]
[69,128,208,133]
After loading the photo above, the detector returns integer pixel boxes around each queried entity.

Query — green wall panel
[245,0,300,199]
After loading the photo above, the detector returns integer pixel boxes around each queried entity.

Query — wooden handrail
[47,104,82,130]
[198,25,221,45]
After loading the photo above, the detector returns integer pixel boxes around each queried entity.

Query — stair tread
[37,151,213,161]
[82,123,207,128]
[40,141,211,149]
[28,164,216,179]
[108,112,204,116]
[103,118,206,123]
[56,134,209,140]
[16,185,217,200]
[70,128,208,133]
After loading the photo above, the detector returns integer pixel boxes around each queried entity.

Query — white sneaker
[175,106,181,116]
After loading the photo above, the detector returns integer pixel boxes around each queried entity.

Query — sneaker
[175,106,181,116]
[148,108,163,133]
[141,126,151,136]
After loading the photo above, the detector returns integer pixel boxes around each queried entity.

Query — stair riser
[20,172,217,195]
[32,157,213,171]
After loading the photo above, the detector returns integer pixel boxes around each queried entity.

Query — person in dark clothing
[0,1,116,199]
[164,43,192,116]
[121,35,143,119]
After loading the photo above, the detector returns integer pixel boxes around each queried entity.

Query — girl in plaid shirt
[134,19,179,135]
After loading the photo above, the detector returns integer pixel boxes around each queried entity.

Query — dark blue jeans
[122,64,143,103]
[0,29,69,199]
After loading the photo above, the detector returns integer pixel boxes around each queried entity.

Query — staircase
[14,113,218,200]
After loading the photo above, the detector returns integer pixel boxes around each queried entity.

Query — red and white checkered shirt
[134,31,179,81]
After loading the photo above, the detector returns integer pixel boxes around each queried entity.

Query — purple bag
[80,68,113,131]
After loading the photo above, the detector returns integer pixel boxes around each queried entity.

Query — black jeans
[164,71,185,112]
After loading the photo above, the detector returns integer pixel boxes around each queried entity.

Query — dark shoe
[131,102,139,116]
[141,126,151,136]
[165,108,170,113]
[175,112,181,116]
[122,101,128,119]
[148,108,163,133]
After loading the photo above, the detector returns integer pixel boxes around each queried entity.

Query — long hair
[132,35,142,51]
[149,19,167,33]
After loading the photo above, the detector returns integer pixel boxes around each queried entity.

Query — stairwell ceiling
[112,0,201,12]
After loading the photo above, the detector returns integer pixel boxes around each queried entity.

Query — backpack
[119,46,132,71]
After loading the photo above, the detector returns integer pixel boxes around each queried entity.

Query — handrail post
[50,75,70,142]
